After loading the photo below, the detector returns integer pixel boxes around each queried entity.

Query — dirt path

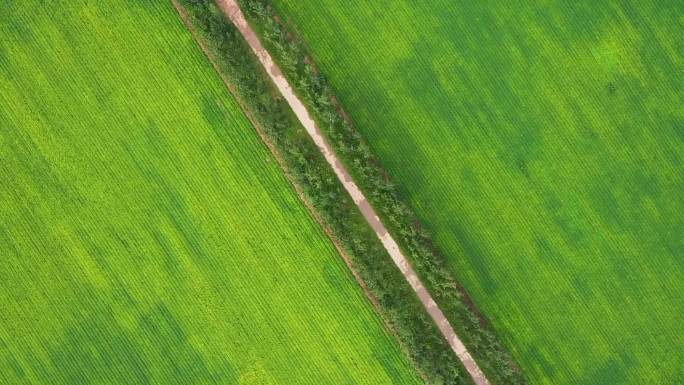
[213,1,491,384]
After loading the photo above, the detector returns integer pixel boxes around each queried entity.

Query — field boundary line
[214,1,490,384]
[171,1,433,382]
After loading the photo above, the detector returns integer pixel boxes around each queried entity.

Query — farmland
[264,0,684,384]
[0,1,422,384]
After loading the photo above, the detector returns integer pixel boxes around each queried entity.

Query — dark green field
[268,0,684,384]
[0,1,422,384]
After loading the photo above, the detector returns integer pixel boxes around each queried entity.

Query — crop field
[0,1,422,384]
[267,0,684,384]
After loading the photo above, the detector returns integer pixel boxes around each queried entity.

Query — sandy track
[213,1,491,384]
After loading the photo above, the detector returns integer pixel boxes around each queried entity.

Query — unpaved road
[214,1,491,384]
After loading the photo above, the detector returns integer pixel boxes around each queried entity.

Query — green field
[0,1,422,384]
[267,0,684,384]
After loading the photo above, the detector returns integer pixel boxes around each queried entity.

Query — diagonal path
[215,1,491,384]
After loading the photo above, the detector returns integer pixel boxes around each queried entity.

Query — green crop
[265,0,684,384]
[0,1,421,384]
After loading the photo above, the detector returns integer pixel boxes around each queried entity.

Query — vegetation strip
[217,1,490,384]
[237,1,527,384]
[174,0,487,383]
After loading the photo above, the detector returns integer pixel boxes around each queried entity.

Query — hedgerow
[239,1,528,384]
[178,0,525,383]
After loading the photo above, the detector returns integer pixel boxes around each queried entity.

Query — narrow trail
[215,1,491,384]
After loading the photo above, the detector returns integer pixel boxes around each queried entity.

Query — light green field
[0,1,422,384]
[269,0,684,384]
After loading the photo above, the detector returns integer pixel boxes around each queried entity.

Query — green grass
[266,1,684,384]
[0,1,423,384]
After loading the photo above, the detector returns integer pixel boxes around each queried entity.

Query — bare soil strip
[209,1,491,384]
